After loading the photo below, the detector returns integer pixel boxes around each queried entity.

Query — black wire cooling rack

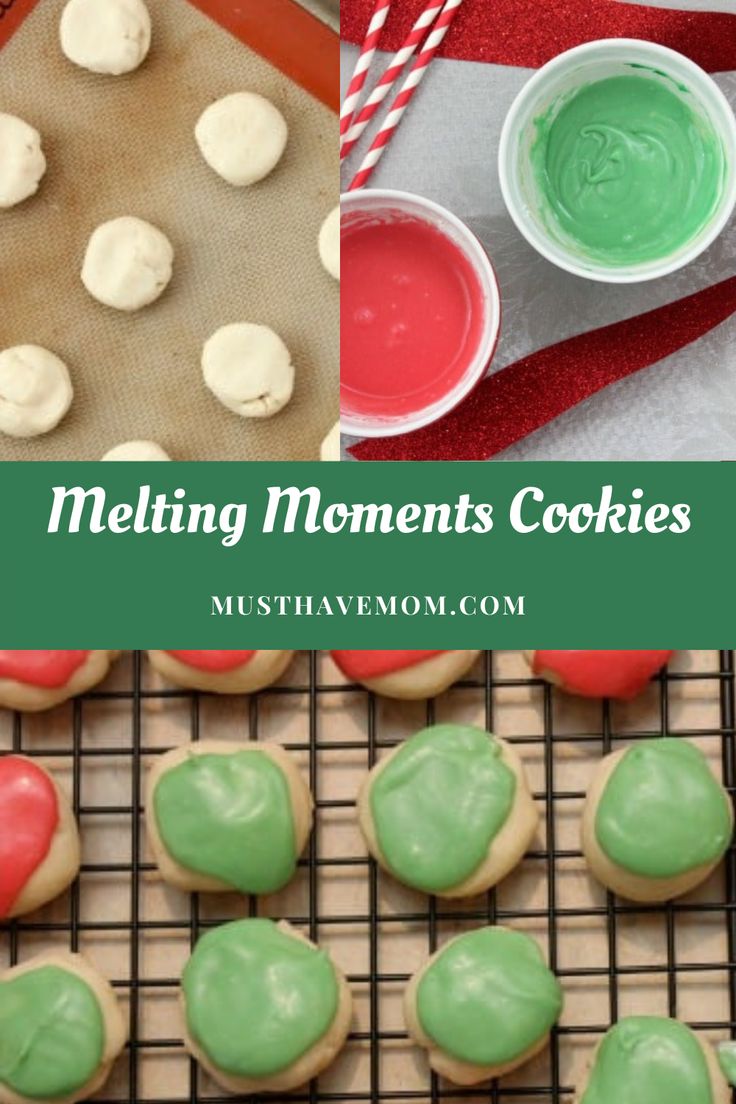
[1,650,735,1104]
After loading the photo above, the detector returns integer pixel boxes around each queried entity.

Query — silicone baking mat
[0,0,338,460]
[0,649,734,1102]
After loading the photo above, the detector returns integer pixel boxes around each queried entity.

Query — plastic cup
[340,189,502,438]
[498,39,736,283]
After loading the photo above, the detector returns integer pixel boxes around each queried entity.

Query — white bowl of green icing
[499,39,736,283]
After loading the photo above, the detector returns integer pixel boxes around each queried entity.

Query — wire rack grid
[0,649,734,1104]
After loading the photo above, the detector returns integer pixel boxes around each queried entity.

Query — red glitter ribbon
[341,0,736,72]
[349,276,736,462]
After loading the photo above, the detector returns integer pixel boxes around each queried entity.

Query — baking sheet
[0,649,733,1102]
[0,0,338,460]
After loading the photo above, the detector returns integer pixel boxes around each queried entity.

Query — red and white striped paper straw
[349,0,465,190]
[340,0,444,161]
[340,0,392,142]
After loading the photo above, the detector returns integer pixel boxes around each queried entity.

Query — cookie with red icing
[330,651,481,700]
[146,651,294,694]
[526,651,675,700]
[0,651,118,712]
[0,755,79,919]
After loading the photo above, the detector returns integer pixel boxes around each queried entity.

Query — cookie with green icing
[717,1041,736,1089]
[146,740,313,895]
[181,918,353,1094]
[583,738,733,902]
[0,952,127,1104]
[358,725,538,897]
[578,1017,729,1104]
[405,926,563,1084]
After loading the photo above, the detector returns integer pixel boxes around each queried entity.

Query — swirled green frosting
[416,926,562,1066]
[531,73,724,267]
[595,738,732,878]
[183,919,339,1078]
[369,725,516,892]
[581,1017,713,1104]
[0,965,104,1099]
[717,1041,736,1087]
[154,749,297,894]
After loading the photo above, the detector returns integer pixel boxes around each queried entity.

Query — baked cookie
[0,756,79,919]
[358,725,538,897]
[202,323,294,419]
[0,651,118,712]
[182,918,352,1094]
[330,650,480,699]
[0,113,46,209]
[405,926,563,1085]
[526,650,674,699]
[146,650,294,693]
[0,345,73,438]
[60,0,151,76]
[0,951,127,1104]
[195,93,288,187]
[82,217,173,312]
[576,1016,729,1104]
[146,740,313,895]
[582,737,732,903]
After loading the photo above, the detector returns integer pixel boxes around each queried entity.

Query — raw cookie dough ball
[102,440,170,460]
[319,206,340,280]
[0,113,46,208]
[0,345,72,438]
[202,324,294,418]
[182,918,352,1094]
[0,951,127,1104]
[526,650,675,700]
[330,650,480,700]
[195,92,288,186]
[576,1017,730,1104]
[147,649,294,693]
[0,756,79,920]
[0,651,119,712]
[146,740,313,895]
[405,926,563,1085]
[82,217,173,311]
[60,0,151,75]
[321,421,340,461]
[582,737,733,903]
[359,725,538,898]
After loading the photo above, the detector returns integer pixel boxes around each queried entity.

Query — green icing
[595,738,732,879]
[369,725,516,893]
[0,965,104,1099]
[416,927,562,1067]
[717,1041,736,1086]
[183,918,339,1078]
[154,749,298,895]
[530,74,724,267]
[581,1017,713,1104]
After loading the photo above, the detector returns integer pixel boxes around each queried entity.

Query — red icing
[331,650,447,680]
[165,651,258,673]
[533,651,675,700]
[341,214,485,419]
[0,651,90,689]
[0,756,59,917]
